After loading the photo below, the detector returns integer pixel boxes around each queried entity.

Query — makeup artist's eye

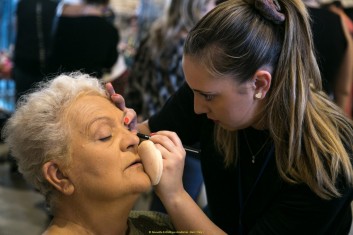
[202,93,215,101]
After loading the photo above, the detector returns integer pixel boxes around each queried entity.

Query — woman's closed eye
[95,128,113,142]
[99,135,112,142]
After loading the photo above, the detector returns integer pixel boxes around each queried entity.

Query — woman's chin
[138,173,154,191]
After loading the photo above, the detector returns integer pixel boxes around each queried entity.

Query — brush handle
[137,133,201,155]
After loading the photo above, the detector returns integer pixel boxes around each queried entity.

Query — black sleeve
[250,183,353,235]
[148,82,205,145]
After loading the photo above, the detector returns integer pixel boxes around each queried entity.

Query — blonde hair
[147,0,214,62]
[1,73,107,197]
[184,0,353,199]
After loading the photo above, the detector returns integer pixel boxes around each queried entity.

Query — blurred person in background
[12,0,59,101]
[303,0,353,117]
[323,0,353,117]
[8,0,59,172]
[135,0,165,47]
[125,0,216,122]
[46,0,119,79]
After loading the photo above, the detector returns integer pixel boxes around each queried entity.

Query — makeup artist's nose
[194,95,209,114]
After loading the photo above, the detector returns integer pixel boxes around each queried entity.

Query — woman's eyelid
[99,135,112,142]
[96,120,133,141]
[95,127,112,141]
[201,93,215,101]
[194,91,214,101]
[88,115,125,141]
[91,123,113,141]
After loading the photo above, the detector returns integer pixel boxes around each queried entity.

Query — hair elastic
[246,0,286,24]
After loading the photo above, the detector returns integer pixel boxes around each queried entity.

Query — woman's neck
[62,3,106,17]
[82,3,106,16]
[45,196,137,235]
[44,213,128,235]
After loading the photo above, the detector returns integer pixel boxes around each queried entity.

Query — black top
[47,15,119,78]
[149,83,353,235]
[308,7,347,96]
[14,0,59,75]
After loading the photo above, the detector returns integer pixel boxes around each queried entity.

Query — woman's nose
[194,96,208,114]
[120,128,140,151]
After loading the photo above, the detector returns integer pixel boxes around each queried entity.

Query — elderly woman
[1,73,179,234]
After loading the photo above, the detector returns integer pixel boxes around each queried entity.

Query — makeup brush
[137,133,201,155]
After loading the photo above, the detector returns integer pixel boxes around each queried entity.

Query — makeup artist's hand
[105,82,138,130]
[151,132,225,235]
[149,131,186,200]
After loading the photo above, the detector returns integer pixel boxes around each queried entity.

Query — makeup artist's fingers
[149,131,186,157]
[105,82,126,110]
[110,93,126,110]
[105,82,116,96]
[123,108,138,131]
[105,82,138,131]
[110,94,138,130]
[149,131,186,199]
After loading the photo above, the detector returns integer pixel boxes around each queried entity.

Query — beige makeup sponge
[138,140,163,185]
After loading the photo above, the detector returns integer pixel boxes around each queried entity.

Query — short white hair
[2,72,107,196]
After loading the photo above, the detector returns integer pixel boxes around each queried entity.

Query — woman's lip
[126,159,142,169]
[207,116,219,123]
[126,162,143,172]
[211,119,219,123]
[129,162,142,168]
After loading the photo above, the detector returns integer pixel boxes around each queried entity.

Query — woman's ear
[253,69,272,99]
[42,161,74,195]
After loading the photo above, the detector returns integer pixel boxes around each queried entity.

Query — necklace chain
[243,131,270,164]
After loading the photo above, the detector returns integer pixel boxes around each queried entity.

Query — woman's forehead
[68,95,124,127]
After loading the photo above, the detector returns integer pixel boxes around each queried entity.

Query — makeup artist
[108,0,353,234]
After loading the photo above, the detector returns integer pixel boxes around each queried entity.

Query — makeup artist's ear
[42,161,74,195]
[252,69,272,99]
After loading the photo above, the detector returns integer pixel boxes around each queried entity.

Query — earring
[255,92,262,99]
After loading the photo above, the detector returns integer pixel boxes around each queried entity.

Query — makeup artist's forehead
[68,95,124,127]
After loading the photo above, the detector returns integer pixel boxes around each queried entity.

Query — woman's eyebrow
[192,88,204,93]
[83,116,109,133]
[87,116,111,127]
[193,89,214,94]
[81,106,124,134]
